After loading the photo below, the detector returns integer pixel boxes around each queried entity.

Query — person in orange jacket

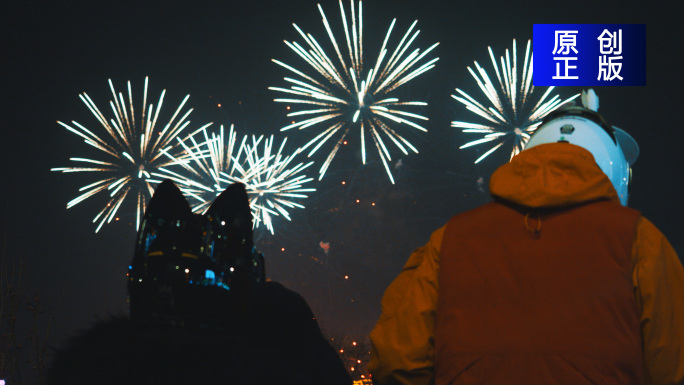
[368,91,684,385]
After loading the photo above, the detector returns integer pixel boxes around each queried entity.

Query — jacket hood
[489,143,620,208]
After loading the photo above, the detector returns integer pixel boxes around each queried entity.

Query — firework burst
[151,125,315,235]
[151,124,247,214]
[237,135,316,234]
[270,0,439,183]
[452,39,579,163]
[52,77,206,232]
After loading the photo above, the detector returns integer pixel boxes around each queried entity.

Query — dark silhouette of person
[47,181,352,385]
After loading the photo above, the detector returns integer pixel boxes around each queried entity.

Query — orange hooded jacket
[369,143,684,385]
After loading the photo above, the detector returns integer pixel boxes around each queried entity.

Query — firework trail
[52,77,207,232]
[452,39,579,163]
[270,0,439,183]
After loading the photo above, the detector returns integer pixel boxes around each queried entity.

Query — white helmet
[525,92,639,206]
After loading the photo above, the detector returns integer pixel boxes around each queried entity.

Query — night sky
[2,0,681,371]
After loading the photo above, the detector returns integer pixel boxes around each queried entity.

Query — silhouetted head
[128,180,265,329]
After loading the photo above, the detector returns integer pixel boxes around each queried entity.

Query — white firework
[452,39,579,163]
[151,126,316,235]
[52,77,206,232]
[270,0,439,183]
[236,135,316,234]
[151,124,248,214]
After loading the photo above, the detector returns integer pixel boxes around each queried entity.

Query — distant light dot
[341,181,346,185]
[351,367,355,371]
[184,268,189,273]
[217,103,222,107]
[291,121,295,124]
[371,202,375,206]
[286,106,291,110]
[352,341,357,346]
[355,199,360,203]
[339,349,344,353]
[115,217,119,221]
[281,248,285,251]
[344,275,349,279]
[343,141,348,145]
[357,360,362,363]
